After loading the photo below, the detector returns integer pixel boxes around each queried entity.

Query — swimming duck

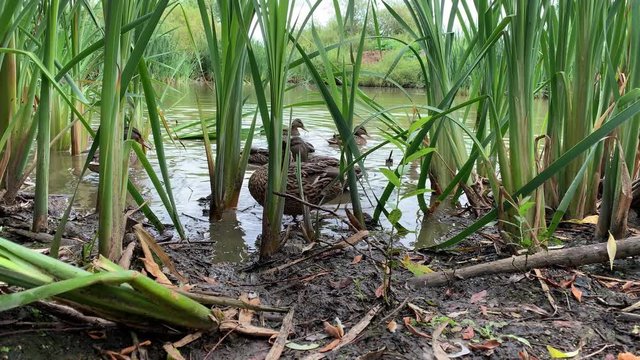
[88,126,149,173]
[248,156,358,216]
[247,136,315,165]
[327,125,368,146]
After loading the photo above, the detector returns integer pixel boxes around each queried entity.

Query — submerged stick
[408,236,640,288]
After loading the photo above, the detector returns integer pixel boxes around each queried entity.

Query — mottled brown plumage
[247,136,315,165]
[248,156,356,216]
[282,118,306,137]
[327,125,368,146]
[88,126,148,173]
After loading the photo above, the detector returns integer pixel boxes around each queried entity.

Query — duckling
[248,156,359,216]
[88,126,149,173]
[327,125,368,146]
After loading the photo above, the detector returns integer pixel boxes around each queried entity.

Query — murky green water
[48,84,547,261]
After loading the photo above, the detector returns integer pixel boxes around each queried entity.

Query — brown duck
[88,126,149,173]
[282,118,306,137]
[248,136,315,165]
[248,156,358,216]
[327,125,368,146]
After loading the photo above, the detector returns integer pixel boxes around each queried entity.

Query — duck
[247,136,315,165]
[282,118,306,137]
[327,125,368,146]
[88,126,149,173]
[248,156,359,216]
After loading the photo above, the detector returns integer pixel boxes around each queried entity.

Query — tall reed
[197,0,255,221]
[242,0,299,259]
[33,0,60,232]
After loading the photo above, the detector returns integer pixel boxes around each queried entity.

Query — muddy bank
[0,195,639,359]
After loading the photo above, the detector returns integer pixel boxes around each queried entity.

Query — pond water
[48,84,547,262]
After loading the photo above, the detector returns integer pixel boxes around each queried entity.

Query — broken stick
[408,236,640,288]
[265,308,295,360]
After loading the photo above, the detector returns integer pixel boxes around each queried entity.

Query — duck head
[354,125,368,137]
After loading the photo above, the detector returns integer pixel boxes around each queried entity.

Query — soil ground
[0,194,639,360]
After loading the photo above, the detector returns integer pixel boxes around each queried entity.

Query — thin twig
[581,344,615,359]
[534,268,558,316]
[262,230,369,275]
[379,296,412,324]
[203,326,238,360]
[273,191,359,232]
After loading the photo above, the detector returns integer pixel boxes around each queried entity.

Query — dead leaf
[375,284,385,298]
[571,284,583,302]
[431,322,450,360]
[469,339,501,351]
[200,276,218,285]
[480,305,488,317]
[238,293,260,325]
[172,332,203,348]
[352,254,363,264]
[618,353,640,360]
[407,303,434,323]
[133,232,172,286]
[387,320,398,333]
[134,224,186,283]
[607,231,617,270]
[162,343,185,360]
[329,278,353,290]
[446,310,468,318]
[559,274,577,288]
[222,308,238,321]
[318,338,341,353]
[552,320,580,328]
[403,317,431,339]
[103,350,129,360]
[521,304,550,316]
[461,326,475,340]
[565,215,598,224]
[120,340,151,355]
[518,349,539,360]
[324,321,343,339]
[87,330,106,340]
[470,290,487,304]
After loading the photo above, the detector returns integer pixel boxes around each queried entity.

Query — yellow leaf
[607,231,617,271]
[401,255,433,276]
[565,215,599,224]
[547,345,579,358]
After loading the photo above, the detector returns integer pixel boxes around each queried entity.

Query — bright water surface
[48,84,547,262]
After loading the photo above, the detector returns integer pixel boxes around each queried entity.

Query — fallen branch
[33,301,116,327]
[175,290,289,313]
[303,304,382,360]
[262,230,369,275]
[219,320,280,337]
[4,227,75,244]
[408,236,640,288]
[265,308,295,360]
[273,191,359,232]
